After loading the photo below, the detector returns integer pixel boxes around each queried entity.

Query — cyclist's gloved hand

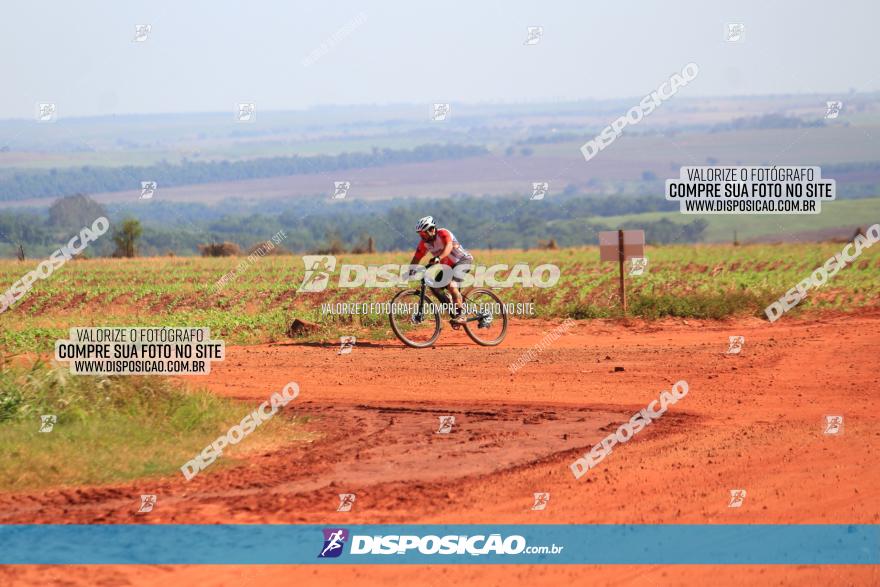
[401,265,420,281]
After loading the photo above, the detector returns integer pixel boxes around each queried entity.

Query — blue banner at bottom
[0,525,877,565]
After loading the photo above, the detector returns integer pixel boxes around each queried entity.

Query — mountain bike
[388,259,508,348]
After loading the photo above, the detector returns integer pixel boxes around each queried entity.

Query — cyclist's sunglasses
[418,228,436,239]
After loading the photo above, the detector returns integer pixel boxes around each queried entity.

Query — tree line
[0,193,707,259]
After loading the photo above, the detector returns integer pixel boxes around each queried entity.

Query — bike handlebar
[404,258,441,282]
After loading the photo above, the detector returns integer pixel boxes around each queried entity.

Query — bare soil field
[1,313,878,585]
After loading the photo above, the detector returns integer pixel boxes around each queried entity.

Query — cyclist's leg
[448,258,473,322]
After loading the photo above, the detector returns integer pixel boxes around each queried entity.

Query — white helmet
[415,216,436,232]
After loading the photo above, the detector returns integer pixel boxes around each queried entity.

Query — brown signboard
[599,230,645,262]
[598,229,646,314]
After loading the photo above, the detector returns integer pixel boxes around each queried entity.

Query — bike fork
[415,283,428,322]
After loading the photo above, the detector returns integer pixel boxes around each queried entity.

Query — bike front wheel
[461,288,508,346]
[388,289,442,348]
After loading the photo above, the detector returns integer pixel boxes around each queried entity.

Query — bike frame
[412,262,482,325]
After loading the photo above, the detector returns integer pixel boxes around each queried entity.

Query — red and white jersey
[415,228,472,265]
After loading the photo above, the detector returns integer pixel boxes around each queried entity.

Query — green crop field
[594,197,880,243]
[0,243,878,355]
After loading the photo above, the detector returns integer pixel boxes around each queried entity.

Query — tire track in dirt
[0,400,683,524]
[1,313,879,586]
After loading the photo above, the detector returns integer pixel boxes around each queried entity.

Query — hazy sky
[2,0,877,119]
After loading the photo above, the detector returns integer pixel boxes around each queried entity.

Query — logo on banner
[319,528,350,558]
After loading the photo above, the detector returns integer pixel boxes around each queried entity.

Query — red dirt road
[2,313,879,585]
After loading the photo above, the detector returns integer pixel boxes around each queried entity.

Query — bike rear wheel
[388,289,442,348]
[461,288,508,346]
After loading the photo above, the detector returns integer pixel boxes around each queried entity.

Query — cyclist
[408,216,474,325]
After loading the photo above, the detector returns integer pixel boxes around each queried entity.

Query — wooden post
[618,229,626,314]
